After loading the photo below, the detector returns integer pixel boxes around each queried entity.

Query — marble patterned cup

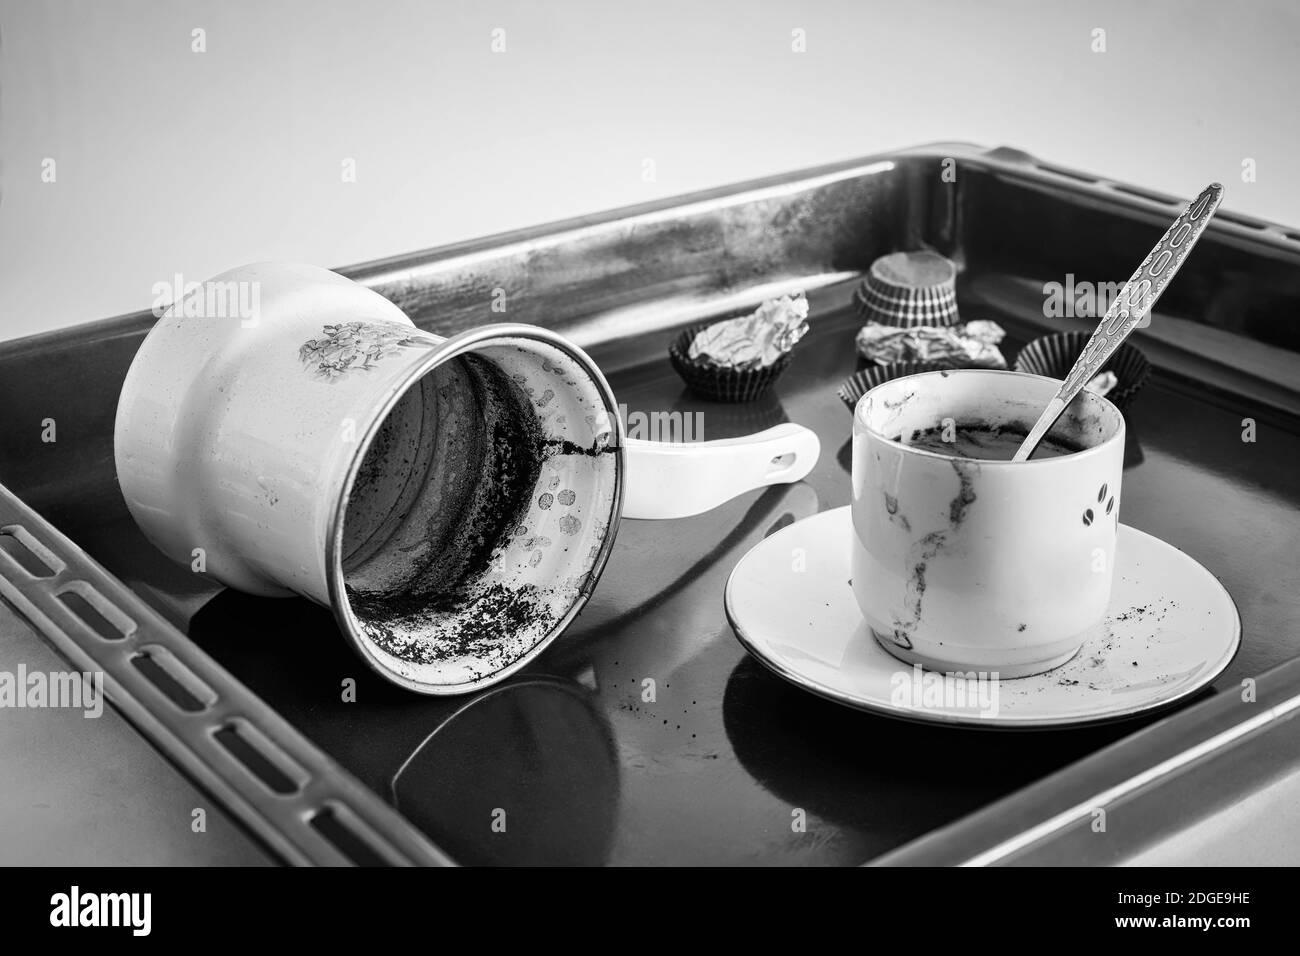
[850,369,1125,678]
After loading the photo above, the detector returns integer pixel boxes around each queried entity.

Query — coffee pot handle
[621,423,821,520]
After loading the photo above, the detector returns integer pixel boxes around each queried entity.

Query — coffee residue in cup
[895,423,1082,461]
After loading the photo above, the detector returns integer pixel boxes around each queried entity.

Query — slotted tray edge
[0,481,455,867]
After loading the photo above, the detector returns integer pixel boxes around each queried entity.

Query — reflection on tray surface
[391,679,619,866]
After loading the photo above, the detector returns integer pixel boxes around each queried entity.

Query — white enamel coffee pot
[115,263,819,694]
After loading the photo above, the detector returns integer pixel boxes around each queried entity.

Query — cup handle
[621,423,821,520]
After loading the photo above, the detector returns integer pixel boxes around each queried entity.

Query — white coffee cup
[851,369,1125,678]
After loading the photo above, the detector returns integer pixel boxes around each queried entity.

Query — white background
[3,0,1297,342]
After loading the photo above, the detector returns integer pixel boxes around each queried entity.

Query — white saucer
[724,507,1240,729]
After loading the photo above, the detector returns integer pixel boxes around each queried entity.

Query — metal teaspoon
[1012,182,1224,462]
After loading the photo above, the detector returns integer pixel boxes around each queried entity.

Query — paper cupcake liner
[837,361,947,412]
[853,251,961,329]
[853,282,960,328]
[1014,331,1152,411]
[669,323,794,403]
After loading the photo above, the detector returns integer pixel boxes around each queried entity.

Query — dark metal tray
[3,143,1299,865]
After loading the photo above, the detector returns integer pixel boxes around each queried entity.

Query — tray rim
[5,140,1300,866]
[7,139,1300,356]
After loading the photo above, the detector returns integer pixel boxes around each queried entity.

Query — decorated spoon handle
[1013,182,1224,462]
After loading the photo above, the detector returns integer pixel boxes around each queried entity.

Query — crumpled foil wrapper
[689,291,810,370]
[1086,371,1118,397]
[854,318,1007,369]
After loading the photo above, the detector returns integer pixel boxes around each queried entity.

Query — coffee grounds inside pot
[339,351,618,679]
[342,354,545,662]
[346,581,549,666]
